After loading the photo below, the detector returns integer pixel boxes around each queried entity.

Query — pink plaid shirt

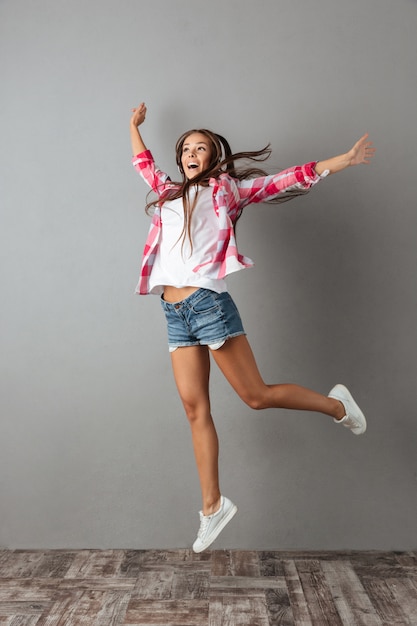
[133,150,325,295]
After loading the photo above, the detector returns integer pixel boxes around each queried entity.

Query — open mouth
[187,162,199,170]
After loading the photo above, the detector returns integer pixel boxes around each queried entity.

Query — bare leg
[170,345,221,516]
[211,335,345,419]
[170,337,344,516]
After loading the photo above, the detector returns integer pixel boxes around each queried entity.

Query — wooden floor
[0,549,416,625]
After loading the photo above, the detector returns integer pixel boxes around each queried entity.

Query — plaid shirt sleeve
[132,150,176,295]
[236,162,325,208]
[132,150,178,197]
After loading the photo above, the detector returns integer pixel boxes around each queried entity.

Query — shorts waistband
[160,288,218,312]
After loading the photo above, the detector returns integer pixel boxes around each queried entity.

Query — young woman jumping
[130,102,375,552]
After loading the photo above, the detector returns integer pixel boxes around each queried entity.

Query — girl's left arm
[236,133,375,207]
[314,133,375,176]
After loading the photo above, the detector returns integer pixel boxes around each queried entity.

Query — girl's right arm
[130,102,148,155]
[130,102,177,196]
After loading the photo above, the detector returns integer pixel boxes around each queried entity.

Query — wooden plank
[29,552,75,578]
[118,551,147,577]
[229,551,260,577]
[0,551,10,570]
[89,590,131,626]
[125,599,209,625]
[0,579,60,602]
[132,570,174,600]
[211,550,260,577]
[295,560,343,626]
[282,560,313,626]
[211,551,232,576]
[209,594,270,626]
[321,560,383,626]
[0,601,48,617]
[37,590,130,626]
[0,553,47,579]
[393,551,417,568]
[34,590,83,626]
[64,550,125,578]
[259,552,286,577]
[209,588,267,599]
[58,577,137,592]
[387,576,417,623]
[5,617,41,626]
[211,576,286,590]
[361,578,410,624]
[7,550,74,579]
[265,587,295,626]
[170,570,210,600]
[139,550,210,566]
[265,551,355,562]
[139,562,211,574]
[352,552,407,579]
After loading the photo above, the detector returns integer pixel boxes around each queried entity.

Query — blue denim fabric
[160,288,245,351]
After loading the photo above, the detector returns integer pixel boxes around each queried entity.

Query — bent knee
[242,393,269,411]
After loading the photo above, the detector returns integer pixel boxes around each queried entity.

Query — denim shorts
[160,288,246,352]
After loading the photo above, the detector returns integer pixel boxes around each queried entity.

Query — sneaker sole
[193,504,238,553]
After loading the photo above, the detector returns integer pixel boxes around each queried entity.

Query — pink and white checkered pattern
[132,150,323,295]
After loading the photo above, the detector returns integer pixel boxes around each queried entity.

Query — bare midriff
[163,285,200,304]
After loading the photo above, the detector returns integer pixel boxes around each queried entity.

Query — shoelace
[197,514,210,539]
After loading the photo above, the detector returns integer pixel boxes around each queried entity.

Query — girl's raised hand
[348,133,376,166]
[131,102,147,128]
[130,102,148,155]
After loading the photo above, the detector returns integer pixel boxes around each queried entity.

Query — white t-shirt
[148,187,228,295]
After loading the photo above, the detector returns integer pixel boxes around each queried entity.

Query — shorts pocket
[191,291,220,315]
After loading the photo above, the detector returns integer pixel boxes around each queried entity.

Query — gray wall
[1,0,416,550]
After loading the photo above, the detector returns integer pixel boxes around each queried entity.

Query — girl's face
[180,132,213,179]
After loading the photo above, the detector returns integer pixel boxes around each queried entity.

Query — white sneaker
[192,496,237,553]
[329,384,367,435]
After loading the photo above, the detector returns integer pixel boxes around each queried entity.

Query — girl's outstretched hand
[348,133,376,166]
[315,133,376,176]
[131,102,147,128]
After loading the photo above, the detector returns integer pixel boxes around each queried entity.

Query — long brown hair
[145,128,307,252]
